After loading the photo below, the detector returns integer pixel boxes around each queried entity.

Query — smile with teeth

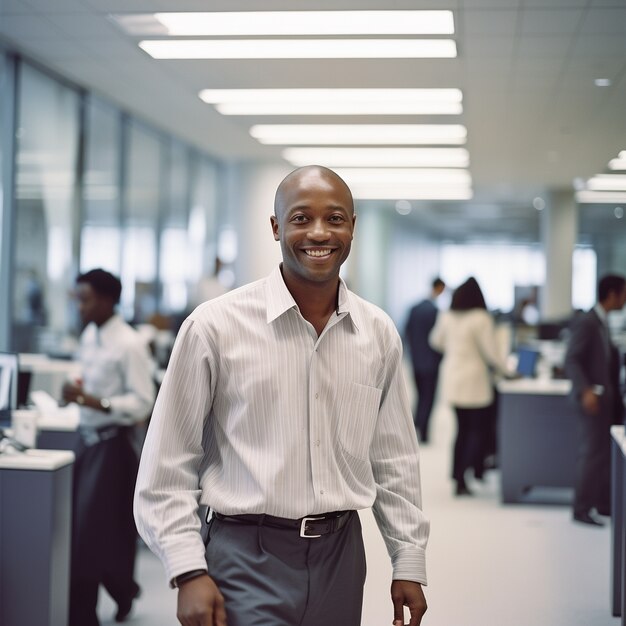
[304,248,333,258]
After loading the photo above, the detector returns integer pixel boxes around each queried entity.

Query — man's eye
[329,215,345,222]
[291,215,307,223]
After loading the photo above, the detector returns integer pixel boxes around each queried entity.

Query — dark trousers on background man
[69,428,140,626]
[413,370,439,443]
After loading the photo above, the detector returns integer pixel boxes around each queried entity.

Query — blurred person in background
[405,277,446,443]
[430,277,515,496]
[62,269,156,625]
[565,273,626,526]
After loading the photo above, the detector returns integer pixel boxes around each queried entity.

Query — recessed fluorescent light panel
[139,39,457,59]
[333,167,473,200]
[351,186,473,200]
[576,191,626,204]
[199,89,463,116]
[283,147,470,168]
[332,168,472,185]
[609,151,626,170]
[115,10,454,36]
[250,125,467,145]
[586,175,626,191]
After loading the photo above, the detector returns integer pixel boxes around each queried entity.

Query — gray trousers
[205,511,366,626]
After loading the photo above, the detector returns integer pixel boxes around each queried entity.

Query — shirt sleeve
[109,338,156,424]
[428,311,446,353]
[564,315,592,397]
[134,318,215,583]
[370,327,430,585]
[474,312,511,376]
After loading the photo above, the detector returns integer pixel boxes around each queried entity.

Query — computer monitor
[0,352,19,426]
[516,347,539,378]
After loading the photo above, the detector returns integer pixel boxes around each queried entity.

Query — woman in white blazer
[429,277,513,495]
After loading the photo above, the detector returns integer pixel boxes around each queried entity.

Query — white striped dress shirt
[134,266,429,585]
[78,314,156,430]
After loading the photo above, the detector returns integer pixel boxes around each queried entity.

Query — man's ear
[270,215,280,241]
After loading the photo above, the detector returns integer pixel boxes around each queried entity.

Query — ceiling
[1,0,626,242]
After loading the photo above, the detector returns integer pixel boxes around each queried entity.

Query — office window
[121,121,161,322]
[159,140,191,314]
[187,158,219,297]
[80,97,122,275]
[13,62,80,353]
[440,243,545,313]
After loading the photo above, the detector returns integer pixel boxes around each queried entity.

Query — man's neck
[95,312,115,328]
[281,269,339,334]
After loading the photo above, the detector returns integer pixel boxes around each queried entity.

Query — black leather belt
[80,424,130,447]
[213,510,353,538]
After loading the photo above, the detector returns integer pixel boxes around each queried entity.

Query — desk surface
[0,449,74,470]
[498,377,571,395]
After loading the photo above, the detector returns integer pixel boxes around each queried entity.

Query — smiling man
[134,165,429,626]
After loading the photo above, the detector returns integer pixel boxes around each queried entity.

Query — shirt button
[315,393,319,399]
[320,490,325,495]
[314,440,320,446]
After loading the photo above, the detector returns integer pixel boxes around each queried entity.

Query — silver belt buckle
[300,516,322,538]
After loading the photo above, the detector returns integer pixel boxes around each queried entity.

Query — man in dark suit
[565,273,626,526]
[405,277,446,443]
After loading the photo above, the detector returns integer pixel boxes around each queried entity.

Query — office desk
[0,449,74,626]
[19,353,81,402]
[498,378,576,503]
[611,426,626,621]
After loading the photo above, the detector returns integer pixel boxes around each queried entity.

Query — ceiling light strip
[351,186,473,200]
[333,168,472,185]
[150,10,455,36]
[576,191,626,203]
[283,147,470,168]
[200,88,463,103]
[250,124,467,145]
[139,39,457,59]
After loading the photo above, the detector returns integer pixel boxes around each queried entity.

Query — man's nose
[308,219,330,240]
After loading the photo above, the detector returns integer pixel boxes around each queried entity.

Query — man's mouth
[304,248,333,258]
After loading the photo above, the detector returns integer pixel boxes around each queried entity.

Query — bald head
[274,165,354,217]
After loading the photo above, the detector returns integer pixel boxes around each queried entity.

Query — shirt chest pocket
[336,382,383,460]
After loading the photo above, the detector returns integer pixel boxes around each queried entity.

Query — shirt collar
[265,265,360,332]
[594,303,608,326]
[96,313,123,341]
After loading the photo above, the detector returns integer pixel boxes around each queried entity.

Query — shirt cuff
[391,547,428,586]
[161,536,209,586]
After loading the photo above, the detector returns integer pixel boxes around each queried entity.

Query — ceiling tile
[515,36,572,58]
[463,36,515,58]
[0,0,34,15]
[461,8,518,36]
[45,13,124,37]
[580,8,626,34]
[25,0,90,12]
[571,34,626,57]
[0,14,65,40]
[521,9,583,35]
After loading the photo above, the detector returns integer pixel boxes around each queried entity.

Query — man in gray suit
[405,278,445,443]
[565,273,626,526]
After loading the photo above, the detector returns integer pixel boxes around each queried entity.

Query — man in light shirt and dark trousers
[63,269,156,625]
[134,166,430,626]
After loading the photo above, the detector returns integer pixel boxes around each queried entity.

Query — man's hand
[581,388,600,416]
[61,381,83,404]
[391,580,427,626]
[177,574,227,626]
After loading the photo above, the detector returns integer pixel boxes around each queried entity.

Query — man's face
[271,170,356,287]
[75,283,108,327]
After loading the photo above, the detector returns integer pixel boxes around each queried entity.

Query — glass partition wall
[2,56,220,353]
[13,63,80,354]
